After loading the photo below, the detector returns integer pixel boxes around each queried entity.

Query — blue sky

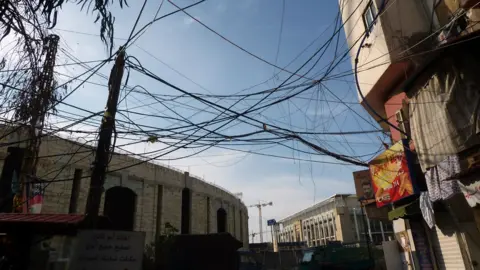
[11,0,389,242]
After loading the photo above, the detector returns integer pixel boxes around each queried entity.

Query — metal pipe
[361,206,374,268]
[353,208,360,241]
[380,221,385,242]
[259,206,263,243]
[366,213,373,240]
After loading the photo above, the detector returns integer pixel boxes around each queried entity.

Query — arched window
[104,187,136,231]
[217,208,227,233]
[181,188,191,234]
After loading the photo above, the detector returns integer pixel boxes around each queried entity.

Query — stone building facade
[278,194,393,247]
[0,128,249,247]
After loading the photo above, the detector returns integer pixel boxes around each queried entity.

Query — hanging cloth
[425,156,461,202]
[420,192,435,228]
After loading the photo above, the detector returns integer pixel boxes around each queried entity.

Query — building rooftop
[279,194,356,223]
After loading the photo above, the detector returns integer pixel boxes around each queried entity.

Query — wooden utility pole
[19,34,59,213]
[85,48,125,222]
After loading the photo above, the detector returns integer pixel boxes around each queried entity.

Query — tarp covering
[388,201,420,221]
[409,54,480,171]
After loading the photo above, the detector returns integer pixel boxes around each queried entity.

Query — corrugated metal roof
[0,213,85,224]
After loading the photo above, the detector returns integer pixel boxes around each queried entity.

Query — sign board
[369,140,417,208]
[70,230,145,270]
[353,170,374,202]
[267,219,277,226]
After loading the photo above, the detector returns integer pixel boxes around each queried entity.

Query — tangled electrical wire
[1,0,471,202]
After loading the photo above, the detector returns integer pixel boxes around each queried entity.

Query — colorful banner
[369,140,416,208]
[11,171,24,213]
[353,170,375,202]
[28,182,45,213]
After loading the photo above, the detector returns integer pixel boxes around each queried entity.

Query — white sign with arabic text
[70,230,145,270]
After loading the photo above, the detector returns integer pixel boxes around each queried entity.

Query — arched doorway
[217,208,227,233]
[181,188,191,234]
[104,187,136,231]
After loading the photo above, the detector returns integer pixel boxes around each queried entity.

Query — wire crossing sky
[0,0,451,242]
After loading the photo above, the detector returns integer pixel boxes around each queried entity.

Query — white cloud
[183,16,200,26]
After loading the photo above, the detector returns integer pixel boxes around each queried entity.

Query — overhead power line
[166,0,313,80]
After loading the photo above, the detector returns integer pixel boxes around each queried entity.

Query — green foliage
[0,0,128,126]
[0,0,128,53]
[147,135,159,144]
[143,222,179,270]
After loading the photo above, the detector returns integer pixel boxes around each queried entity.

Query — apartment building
[340,0,480,268]
[277,194,393,247]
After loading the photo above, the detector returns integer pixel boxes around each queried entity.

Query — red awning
[0,213,85,224]
[0,213,112,235]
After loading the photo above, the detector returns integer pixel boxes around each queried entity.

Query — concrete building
[339,0,480,268]
[0,127,249,247]
[278,194,393,247]
[340,0,439,127]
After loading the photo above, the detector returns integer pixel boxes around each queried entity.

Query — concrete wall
[339,0,432,121]
[340,0,390,98]
[384,92,408,143]
[335,206,356,243]
[0,129,249,247]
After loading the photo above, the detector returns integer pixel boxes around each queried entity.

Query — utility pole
[18,34,59,213]
[360,205,374,268]
[85,48,125,223]
[249,201,272,243]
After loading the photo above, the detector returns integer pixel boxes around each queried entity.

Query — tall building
[341,0,437,127]
[278,194,393,247]
[340,0,480,268]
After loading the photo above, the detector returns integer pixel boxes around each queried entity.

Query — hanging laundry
[459,180,480,207]
[420,192,435,228]
[425,156,461,201]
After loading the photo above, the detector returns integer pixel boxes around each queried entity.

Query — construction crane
[249,201,273,243]
[250,232,256,243]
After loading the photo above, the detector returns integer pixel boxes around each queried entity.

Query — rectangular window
[363,1,377,34]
